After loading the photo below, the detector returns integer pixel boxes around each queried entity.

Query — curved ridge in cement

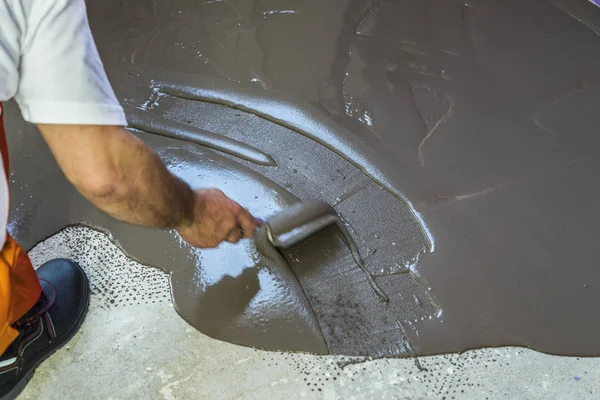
[125,106,277,166]
[144,72,434,251]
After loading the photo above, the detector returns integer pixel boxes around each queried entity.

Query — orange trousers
[0,103,42,355]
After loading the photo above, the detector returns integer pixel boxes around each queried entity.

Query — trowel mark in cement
[355,0,385,37]
[409,82,455,167]
[125,105,276,166]
[259,199,388,302]
[342,44,377,133]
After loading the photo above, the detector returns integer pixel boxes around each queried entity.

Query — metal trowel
[257,200,389,302]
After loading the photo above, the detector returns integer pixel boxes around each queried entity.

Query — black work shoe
[0,259,90,400]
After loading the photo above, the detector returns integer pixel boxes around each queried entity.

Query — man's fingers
[185,191,257,247]
[237,208,257,238]
[226,228,242,243]
[219,216,239,243]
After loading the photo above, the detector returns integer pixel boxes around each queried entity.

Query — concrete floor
[18,226,600,400]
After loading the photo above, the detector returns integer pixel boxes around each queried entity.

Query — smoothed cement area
[6,0,600,359]
[21,226,600,400]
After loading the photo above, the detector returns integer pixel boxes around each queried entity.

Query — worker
[0,0,258,397]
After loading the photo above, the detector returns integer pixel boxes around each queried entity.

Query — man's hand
[176,189,257,248]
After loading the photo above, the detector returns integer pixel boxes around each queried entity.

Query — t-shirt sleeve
[0,0,21,104]
[14,0,127,125]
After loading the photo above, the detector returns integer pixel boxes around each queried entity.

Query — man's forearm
[38,124,195,229]
[87,132,196,228]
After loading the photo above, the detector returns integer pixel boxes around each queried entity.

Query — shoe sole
[1,262,91,400]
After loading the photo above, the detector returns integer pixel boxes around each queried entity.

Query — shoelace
[12,279,57,338]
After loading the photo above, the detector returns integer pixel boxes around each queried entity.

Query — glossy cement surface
[6,0,600,357]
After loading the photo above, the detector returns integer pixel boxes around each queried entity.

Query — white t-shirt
[0,0,127,246]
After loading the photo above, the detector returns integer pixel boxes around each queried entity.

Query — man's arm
[0,0,255,248]
[38,124,257,248]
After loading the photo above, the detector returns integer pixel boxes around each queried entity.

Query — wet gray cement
[5,0,600,358]
[259,199,389,302]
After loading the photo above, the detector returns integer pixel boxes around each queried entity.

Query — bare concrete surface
[17,226,600,400]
